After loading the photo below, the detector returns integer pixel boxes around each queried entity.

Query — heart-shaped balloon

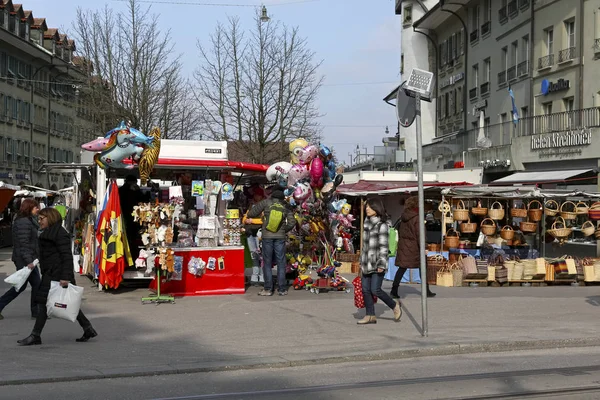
[310,158,324,188]
[287,164,309,187]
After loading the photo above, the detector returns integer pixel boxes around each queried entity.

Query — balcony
[519,0,529,9]
[481,21,491,36]
[498,70,507,87]
[517,60,529,77]
[537,54,554,70]
[507,65,517,81]
[508,0,518,16]
[470,29,479,44]
[594,39,600,55]
[558,47,576,63]
[480,82,490,96]
[532,107,600,135]
[469,87,478,101]
[499,7,508,23]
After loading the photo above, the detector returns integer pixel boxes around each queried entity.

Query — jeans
[0,264,41,316]
[246,235,261,268]
[362,272,397,316]
[262,238,287,292]
[32,307,92,337]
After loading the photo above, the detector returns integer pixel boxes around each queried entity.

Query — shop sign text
[530,129,592,150]
[205,148,222,154]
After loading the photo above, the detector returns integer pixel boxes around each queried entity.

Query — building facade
[0,0,95,189]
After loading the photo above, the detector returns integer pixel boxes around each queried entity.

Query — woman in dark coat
[390,196,436,299]
[18,208,97,346]
[0,199,41,320]
[357,198,402,325]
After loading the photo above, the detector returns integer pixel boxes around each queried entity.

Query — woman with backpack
[357,198,402,325]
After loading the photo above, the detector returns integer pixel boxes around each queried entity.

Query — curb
[3,337,600,386]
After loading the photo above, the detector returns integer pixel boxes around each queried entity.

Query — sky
[22,0,402,167]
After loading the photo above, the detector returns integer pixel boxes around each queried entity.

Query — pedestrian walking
[390,196,436,300]
[357,198,401,325]
[247,189,295,296]
[0,199,41,320]
[18,208,97,346]
[243,186,265,286]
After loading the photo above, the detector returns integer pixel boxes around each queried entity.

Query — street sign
[405,68,434,102]
[395,82,416,128]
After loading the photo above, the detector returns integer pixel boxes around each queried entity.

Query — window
[472,5,480,30]
[501,46,508,70]
[511,41,518,66]
[445,92,450,117]
[543,101,553,115]
[484,58,491,82]
[12,98,18,120]
[522,35,529,63]
[403,5,412,24]
[473,64,479,87]
[400,54,404,75]
[25,22,29,40]
[457,86,463,113]
[565,20,575,48]
[564,97,574,112]
[521,106,529,120]
[546,28,554,55]
[483,0,492,22]
[458,29,464,55]
[6,138,12,162]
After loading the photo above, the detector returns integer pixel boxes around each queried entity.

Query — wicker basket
[545,200,559,217]
[582,221,596,237]
[589,202,600,221]
[560,201,577,220]
[500,225,515,240]
[520,218,538,233]
[460,217,478,234]
[595,225,600,240]
[480,218,497,236]
[488,201,505,220]
[472,200,488,216]
[444,229,460,249]
[453,200,470,221]
[576,201,590,215]
[527,200,543,222]
[510,202,528,219]
[548,216,572,239]
[427,255,447,285]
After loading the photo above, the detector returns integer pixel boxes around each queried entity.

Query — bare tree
[71,0,187,137]
[194,14,323,164]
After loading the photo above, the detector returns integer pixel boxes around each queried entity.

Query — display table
[149,246,245,297]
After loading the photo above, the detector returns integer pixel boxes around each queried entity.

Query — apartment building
[0,0,95,189]
[582,0,600,109]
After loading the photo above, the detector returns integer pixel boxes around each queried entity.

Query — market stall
[0,182,21,248]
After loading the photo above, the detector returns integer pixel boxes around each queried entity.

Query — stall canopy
[441,186,600,199]
[337,181,472,197]
[490,169,595,185]
[0,182,20,214]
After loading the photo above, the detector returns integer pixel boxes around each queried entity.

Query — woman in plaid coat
[357,198,402,325]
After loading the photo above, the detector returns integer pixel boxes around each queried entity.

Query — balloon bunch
[81,121,160,172]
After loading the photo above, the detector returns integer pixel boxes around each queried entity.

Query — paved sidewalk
[0,250,599,386]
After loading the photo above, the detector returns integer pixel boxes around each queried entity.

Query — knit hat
[271,189,285,200]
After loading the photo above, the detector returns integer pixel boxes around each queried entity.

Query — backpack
[265,201,287,233]
[388,226,398,256]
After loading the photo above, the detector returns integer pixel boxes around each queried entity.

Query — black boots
[18,334,42,346]
[76,327,98,342]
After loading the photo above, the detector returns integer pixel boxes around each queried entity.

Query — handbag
[458,256,477,276]
[352,276,377,309]
[46,281,84,323]
[436,266,454,287]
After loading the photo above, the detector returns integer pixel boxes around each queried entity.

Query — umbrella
[95,181,133,289]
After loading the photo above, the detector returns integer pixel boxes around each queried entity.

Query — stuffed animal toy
[165,226,174,244]
[136,250,149,269]
[165,248,175,273]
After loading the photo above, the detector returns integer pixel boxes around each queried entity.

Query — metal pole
[415,92,428,337]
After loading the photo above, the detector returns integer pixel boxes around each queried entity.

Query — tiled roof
[32,17,45,28]
[44,28,59,38]
[12,3,21,13]
[23,10,32,18]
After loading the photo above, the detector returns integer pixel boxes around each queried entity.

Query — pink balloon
[287,164,309,187]
[293,182,313,202]
[310,158,324,188]
[82,137,111,152]
[299,145,319,164]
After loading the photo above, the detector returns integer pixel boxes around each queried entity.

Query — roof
[413,0,468,30]
[490,169,595,185]
[337,180,472,196]
[32,17,46,28]
[442,185,600,199]
[44,28,59,39]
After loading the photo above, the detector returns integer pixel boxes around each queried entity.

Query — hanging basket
[527,200,543,222]
[453,200,470,221]
[589,202,600,221]
[576,201,590,215]
[500,225,515,240]
[488,201,505,220]
[545,200,559,217]
[460,217,478,234]
[548,216,572,239]
[582,220,596,237]
[444,228,460,249]
[560,201,577,220]
[480,218,497,236]
[472,200,488,216]
[520,218,538,233]
[510,202,528,219]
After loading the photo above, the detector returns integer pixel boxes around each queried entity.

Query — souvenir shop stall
[0,182,20,248]
[429,186,600,287]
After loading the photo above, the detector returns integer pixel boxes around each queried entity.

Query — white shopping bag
[4,259,38,291]
[46,281,84,323]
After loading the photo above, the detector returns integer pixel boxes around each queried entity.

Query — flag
[509,87,519,125]
[95,181,133,289]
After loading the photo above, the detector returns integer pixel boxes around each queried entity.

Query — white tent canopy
[441,186,600,199]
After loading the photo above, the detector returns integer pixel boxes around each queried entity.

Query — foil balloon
[334,174,344,187]
[298,145,319,165]
[309,157,324,188]
[138,127,161,185]
[289,138,309,164]
[81,137,111,152]
[93,123,155,170]
[266,161,293,186]
[293,182,313,202]
[287,164,310,187]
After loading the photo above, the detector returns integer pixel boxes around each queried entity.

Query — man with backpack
[246,189,296,296]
